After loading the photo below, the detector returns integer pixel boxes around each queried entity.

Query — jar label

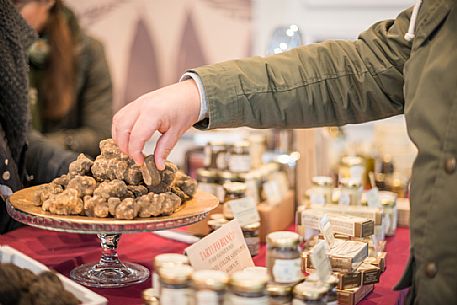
[196,289,219,305]
[245,236,260,256]
[272,258,301,283]
[161,288,191,305]
[229,155,251,172]
[230,294,267,305]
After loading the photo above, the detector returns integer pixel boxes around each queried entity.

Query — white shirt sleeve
[180,72,209,122]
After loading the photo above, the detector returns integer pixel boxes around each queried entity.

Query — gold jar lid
[230,270,267,293]
[241,222,261,231]
[197,168,219,180]
[208,218,229,229]
[340,156,363,166]
[154,253,189,269]
[339,178,362,188]
[242,266,268,277]
[192,269,229,291]
[379,191,396,206]
[142,288,159,305]
[267,283,293,296]
[231,141,250,153]
[293,281,328,301]
[223,182,246,194]
[267,231,299,248]
[210,213,226,220]
[159,264,193,285]
[219,171,244,182]
[312,176,334,187]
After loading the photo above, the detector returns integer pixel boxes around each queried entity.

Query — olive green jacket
[191,1,456,304]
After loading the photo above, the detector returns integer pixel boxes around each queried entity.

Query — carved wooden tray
[7,185,219,234]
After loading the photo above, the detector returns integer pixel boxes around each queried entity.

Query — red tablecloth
[0,226,410,305]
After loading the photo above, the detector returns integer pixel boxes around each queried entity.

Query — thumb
[154,130,179,171]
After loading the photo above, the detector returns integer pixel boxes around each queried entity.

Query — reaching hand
[112,80,201,170]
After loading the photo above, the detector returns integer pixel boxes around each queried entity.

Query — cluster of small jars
[307,175,363,206]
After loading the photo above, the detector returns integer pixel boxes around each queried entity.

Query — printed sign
[229,197,260,227]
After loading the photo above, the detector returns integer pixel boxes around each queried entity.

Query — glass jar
[192,270,229,305]
[142,288,159,305]
[229,270,268,305]
[242,266,268,278]
[338,178,362,206]
[197,168,224,203]
[223,182,247,220]
[339,156,364,182]
[267,283,293,305]
[244,171,263,204]
[309,177,334,205]
[266,231,302,285]
[249,134,266,169]
[241,222,261,257]
[153,253,189,297]
[205,141,229,170]
[228,141,251,173]
[208,218,229,234]
[380,191,397,236]
[292,281,327,305]
[159,264,193,305]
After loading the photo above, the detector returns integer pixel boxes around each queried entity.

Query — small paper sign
[311,240,332,282]
[366,187,380,208]
[229,197,260,227]
[319,215,336,248]
[185,220,254,274]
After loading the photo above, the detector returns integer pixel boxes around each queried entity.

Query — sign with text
[229,197,260,227]
[185,220,254,274]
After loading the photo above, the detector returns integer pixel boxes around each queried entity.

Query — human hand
[112,80,201,170]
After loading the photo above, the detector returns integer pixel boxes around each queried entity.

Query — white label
[310,240,332,282]
[229,155,251,172]
[319,215,336,248]
[272,258,301,283]
[160,288,191,305]
[366,188,380,208]
[152,271,160,297]
[229,197,260,226]
[310,189,326,205]
[263,180,283,205]
[196,290,218,305]
[230,294,268,305]
[339,190,351,206]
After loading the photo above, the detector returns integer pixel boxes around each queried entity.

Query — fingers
[112,104,140,154]
[128,114,160,165]
[154,130,179,170]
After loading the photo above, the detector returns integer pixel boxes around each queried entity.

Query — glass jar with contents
[339,155,365,183]
[229,270,268,305]
[380,191,397,236]
[197,168,224,203]
[338,178,362,206]
[159,264,193,305]
[229,141,251,173]
[142,288,159,305]
[292,281,328,305]
[309,177,334,205]
[241,222,261,257]
[223,182,247,220]
[266,231,302,285]
[205,141,229,170]
[244,171,262,204]
[192,269,229,305]
[267,283,293,305]
[208,218,229,234]
[153,253,189,298]
[248,134,266,169]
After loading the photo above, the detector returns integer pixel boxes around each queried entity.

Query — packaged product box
[336,272,362,290]
[301,209,374,237]
[357,263,381,285]
[311,204,384,225]
[337,284,374,305]
[364,252,387,272]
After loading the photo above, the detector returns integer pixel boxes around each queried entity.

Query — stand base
[70,262,149,288]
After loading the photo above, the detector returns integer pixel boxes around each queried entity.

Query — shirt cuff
[180,72,209,122]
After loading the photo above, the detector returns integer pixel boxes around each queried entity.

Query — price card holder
[311,240,332,282]
[229,197,260,227]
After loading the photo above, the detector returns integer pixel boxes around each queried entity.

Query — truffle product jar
[223,182,247,220]
[267,283,293,305]
[241,222,261,257]
[266,231,302,284]
[339,156,364,182]
[229,270,268,305]
[292,281,327,305]
[205,141,229,170]
[309,177,334,205]
[208,218,229,234]
[192,270,229,305]
[153,253,189,297]
[229,141,251,173]
[159,264,193,305]
[197,168,224,203]
[142,288,159,305]
[338,178,362,206]
[248,134,266,169]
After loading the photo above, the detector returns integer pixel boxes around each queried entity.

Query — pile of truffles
[33,139,197,220]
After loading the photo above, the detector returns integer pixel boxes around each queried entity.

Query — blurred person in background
[15,0,112,158]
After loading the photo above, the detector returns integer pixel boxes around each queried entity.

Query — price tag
[366,187,380,208]
[229,198,260,227]
[310,240,332,282]
[319,215,336,248]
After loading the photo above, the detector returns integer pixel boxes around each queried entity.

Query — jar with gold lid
[309,176,334,205]
[339,155,364,182]
[229,270,268,305]
[267,283,293,305]
[338,178,362,206]
[192,269,229,305]
[205,141,229,170]
[142,288,159,305]
[159,264,193,305]
[208,218,229,234]
[153,253,189,297]
[229,141,251,173]
[223,182,246,220]
[197,168,225,203]
[292,281,328,305]
[241,222,261,257]
[305,274,338,305]
[266,231,301,285]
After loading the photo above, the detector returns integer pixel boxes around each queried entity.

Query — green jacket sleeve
[191,8,412,130]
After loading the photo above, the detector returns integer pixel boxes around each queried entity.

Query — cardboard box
[301,209,374,237]
[397,198,410,227]
[337,284,374,305]
[336,272,362,290]
[311,204,384,225]
[364,252,387,272]
[357,263,381,285]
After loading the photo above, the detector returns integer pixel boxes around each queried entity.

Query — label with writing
[272,258,301,283]
[319,215,336,249]
[185,220,254,274]
[196,290,218,305]
[160,288,191,305]
[229,197,260,226]
[310,240,332,282]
